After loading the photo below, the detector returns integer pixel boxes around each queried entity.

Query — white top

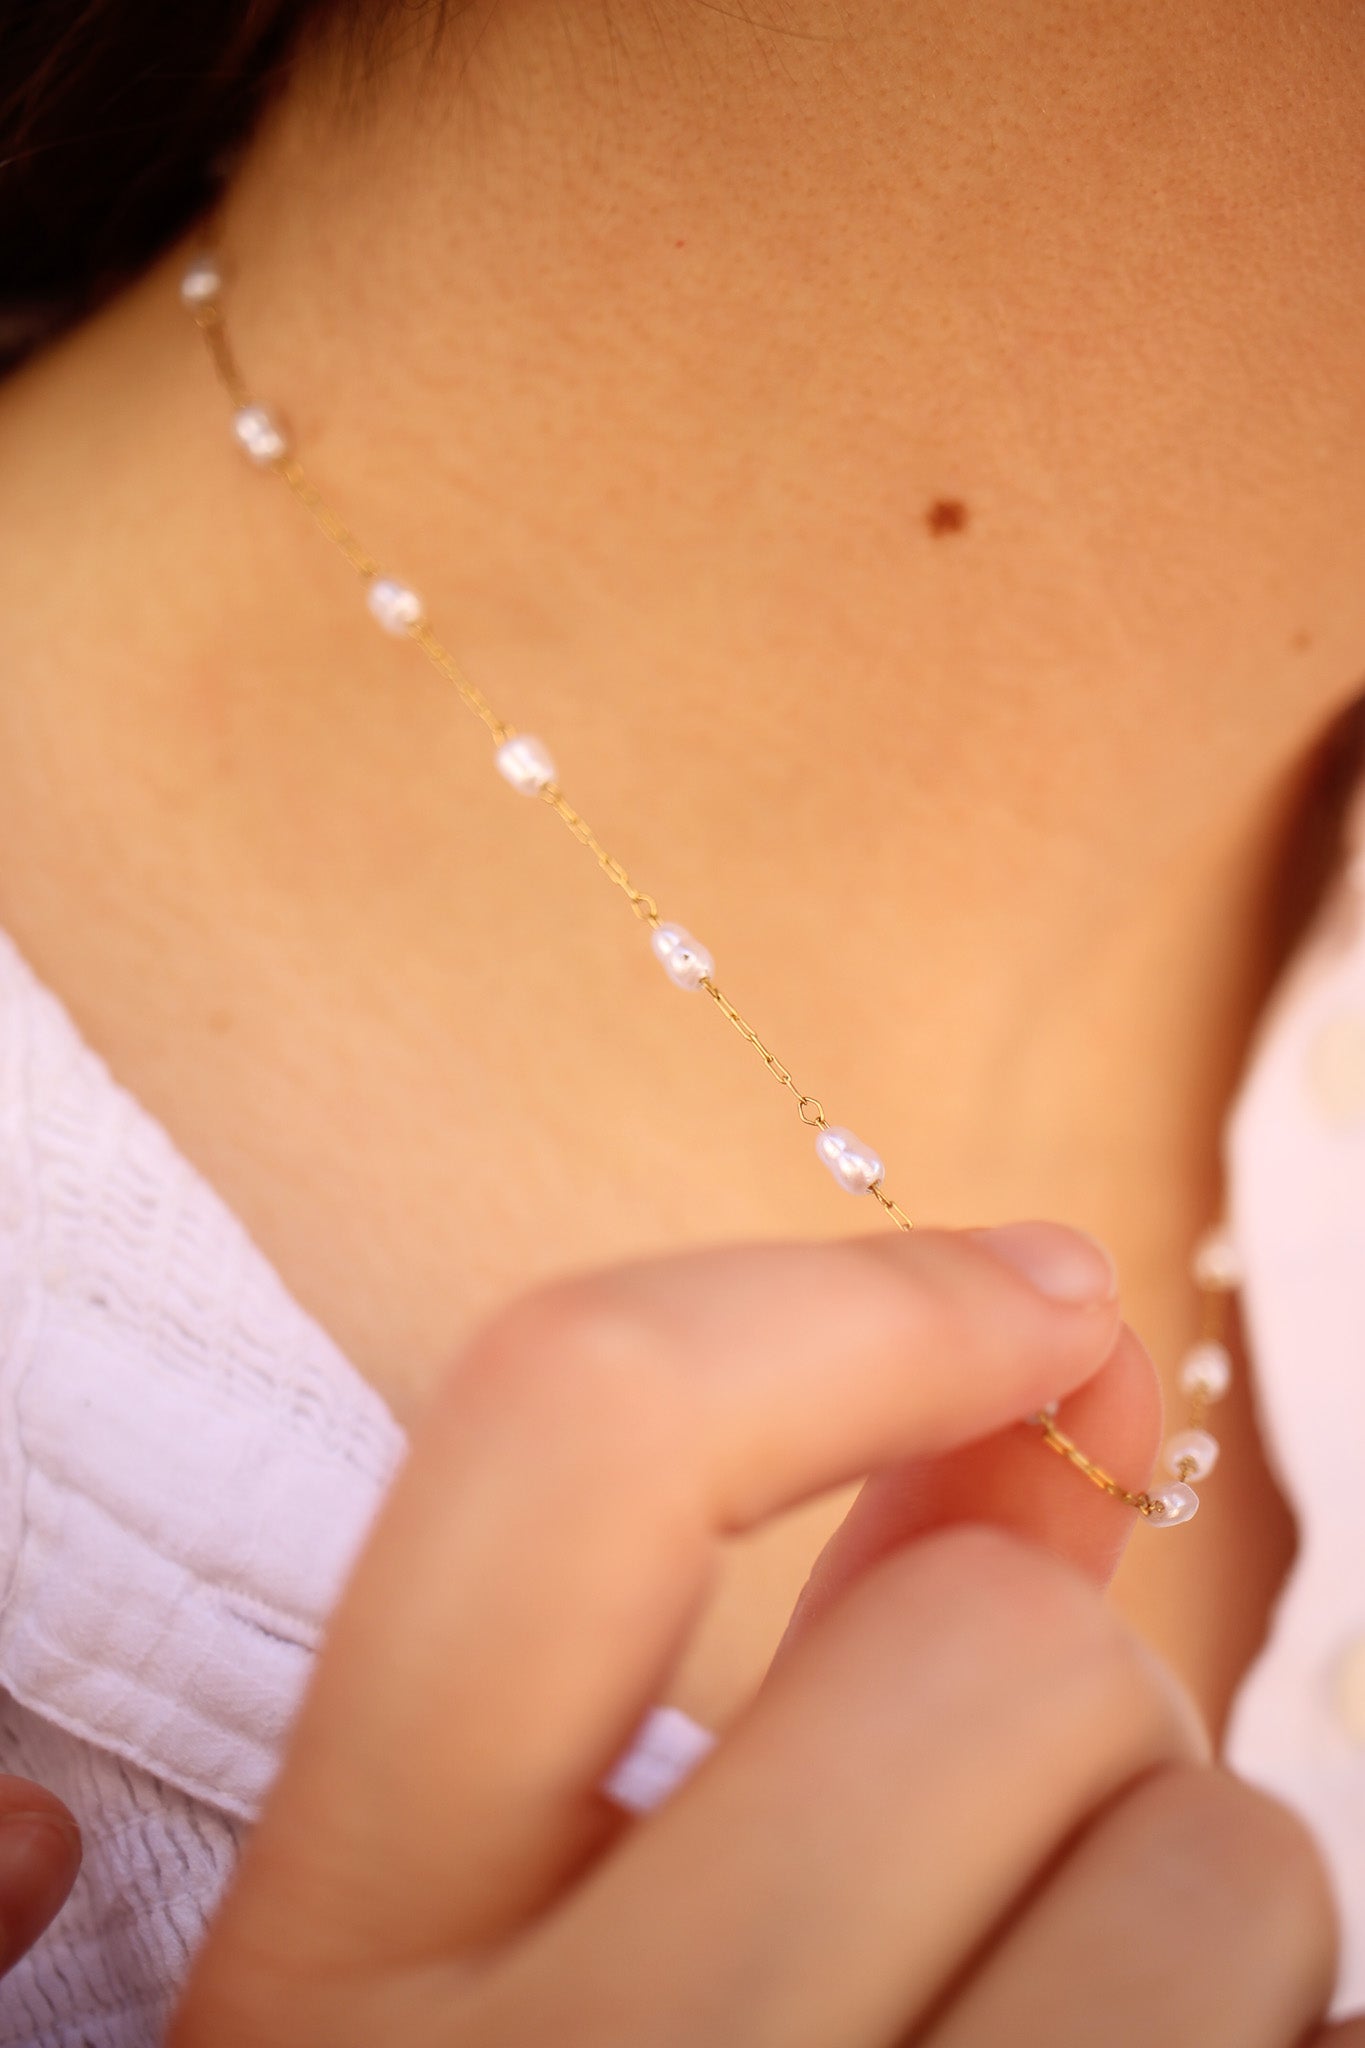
[0,930,404,2045]
[2,795,1365,2038]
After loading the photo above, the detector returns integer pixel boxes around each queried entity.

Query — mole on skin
[926,498,969,536]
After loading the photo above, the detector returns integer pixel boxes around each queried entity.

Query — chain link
[187,276,1231,1527]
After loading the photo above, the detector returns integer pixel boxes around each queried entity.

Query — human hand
[168,1222,1342,2045]
[0,1776,81,1982]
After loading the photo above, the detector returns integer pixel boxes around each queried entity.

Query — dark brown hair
[0,0,321,369]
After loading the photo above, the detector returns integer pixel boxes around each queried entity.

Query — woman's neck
[0,0,1360,1322]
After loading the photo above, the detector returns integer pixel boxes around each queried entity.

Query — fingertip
[964,1220,1120,1307]
[0,1792,81,1976]
[776,1320,1163,1660]
[1022,1320,1165,1579]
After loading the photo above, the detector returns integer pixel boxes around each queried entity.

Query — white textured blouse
[2,789,1365,2038]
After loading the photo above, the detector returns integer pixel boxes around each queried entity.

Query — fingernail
[0,1814,82,1968]
[967,1221,1119,1304]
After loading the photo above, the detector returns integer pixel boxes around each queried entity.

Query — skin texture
[0,0,1360,1741]
[915,1764,1338,2048]
[0,0,1361,2001]
[167,1225,1348,2044]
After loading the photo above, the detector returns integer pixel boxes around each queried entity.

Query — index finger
[210,1222,1123,1977]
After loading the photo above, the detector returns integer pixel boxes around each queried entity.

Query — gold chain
[184,263,1240,1527]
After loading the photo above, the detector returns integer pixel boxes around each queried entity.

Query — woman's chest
[0,744,1300,1735]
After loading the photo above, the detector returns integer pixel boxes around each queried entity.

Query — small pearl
[1147,1481,1200,1528]
[179,256,223,306]
[1163,1427,1220,1481]
[366,577,424,634]
[651,922,714,991]
[1026,1400,1060,1427]
[495,733,557,795]
[1177,1339,1233,1404]
[232,404,288,464]
[1191,1227,1241,1291]
[815,1125,884,1195]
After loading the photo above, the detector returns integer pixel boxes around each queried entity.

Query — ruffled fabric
[0,929,405,2043]
[1225,785,1365,2019]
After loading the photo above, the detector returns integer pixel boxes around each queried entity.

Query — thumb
[774,1319,1163,1664]
[0,1778,82,1979]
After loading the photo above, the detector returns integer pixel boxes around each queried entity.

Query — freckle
[926,498,969,537]
[675,239,686,248]
[1291,628,1313,653]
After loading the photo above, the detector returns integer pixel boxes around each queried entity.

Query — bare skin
[0,1780,81,1979]
[170,1228,1346,2045]
[0,0,1361,1741]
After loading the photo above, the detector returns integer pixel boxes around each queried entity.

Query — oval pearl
[1147,1481,1200,1528]
[179,257,223,306]
[495,734,557,795]
[366,577,423,634]
[1191,1227,1242,1291]
[1177,1339,1233,1404]
[814,1125,884,1195]
[1163,1427,1220,1481]
[232,404,288,464]
[650,922,713,991]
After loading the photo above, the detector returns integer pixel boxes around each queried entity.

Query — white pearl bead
[1147,1480,1200,1527]
[1026,1400,1060,1426]
[1163,1427,1220,1481]
[1191,1227,1242,1290]
[495,733,557,795]
[366,577,424,634]
[814,1125,884,1195]
[232,404,288,464]
[650,922,714,990]
[179,256,223,306]
[1177,1339,1233,1404]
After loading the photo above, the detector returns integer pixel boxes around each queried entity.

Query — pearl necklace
[179,249,1240,1529]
